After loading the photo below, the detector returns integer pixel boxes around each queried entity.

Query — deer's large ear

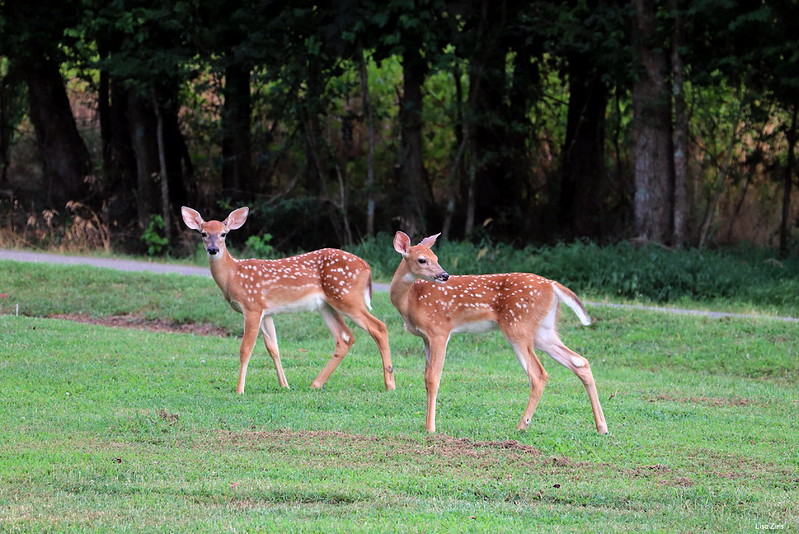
[224,207,249,230]
[181,206,204,231]
[419,233,441,248]
[393,231,411,256]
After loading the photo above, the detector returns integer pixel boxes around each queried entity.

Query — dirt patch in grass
[216,428,543,455]
[649,393,764,407]
[620,450,798,489]
[50,313,232,337]
[211,428,546,472]
[428,434,542,457]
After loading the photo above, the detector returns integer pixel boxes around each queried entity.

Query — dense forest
[0,0,798,255]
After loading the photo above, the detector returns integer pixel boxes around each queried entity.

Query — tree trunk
[560,54,607,239]
[0,62,25,188]
[301,58,331,209]
[780,104,797,257]
[221,62,252,200]
[632,0,674,244]
[358,45,377,237]
[97,38,138,230]
[127,90,160,230]
[153,92,172,247]
[471,43,526,237]
[398,45,428,237]
[160,89,189,212]
[4,0,93,210]
[24,53,93,210]
[442,63,466,241]
[670,0,689,247]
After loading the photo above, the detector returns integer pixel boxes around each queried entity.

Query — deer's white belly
[269,293,326,314]
[452,319,498,334]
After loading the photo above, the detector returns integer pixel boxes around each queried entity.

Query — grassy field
[1,260,798,532]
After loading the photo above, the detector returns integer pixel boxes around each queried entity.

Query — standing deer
[389,231,607,434]
[181,206,394,394]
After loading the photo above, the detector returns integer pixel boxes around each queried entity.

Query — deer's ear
[419,233,441,248]
[224,207,249,230]
[181,206,204,231]
[393,231,411,255]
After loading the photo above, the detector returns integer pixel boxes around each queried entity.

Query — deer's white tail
[364,275,374,310]
[553,282,591,326]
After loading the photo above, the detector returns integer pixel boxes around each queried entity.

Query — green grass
[1,260,798,532]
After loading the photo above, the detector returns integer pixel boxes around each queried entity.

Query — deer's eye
[417,258,427,264]
[220,232,227,238]
[201,231,208,237]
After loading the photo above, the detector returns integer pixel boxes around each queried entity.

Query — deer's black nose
[436,272,449,282]
[207,247,219,255]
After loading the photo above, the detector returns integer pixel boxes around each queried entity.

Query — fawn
[389,231,607,434]
[181,206,394,394]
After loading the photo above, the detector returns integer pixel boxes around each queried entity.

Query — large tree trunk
[398,45,428,237]
[5,0,93,210]
[24,53,93,210]
[221,62,252,200]
[560,54,608,239]
[632,0,674,244]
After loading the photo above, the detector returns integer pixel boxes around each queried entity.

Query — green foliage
[244,233,274,259]
[140,215,168,256]
[528,242,799,311]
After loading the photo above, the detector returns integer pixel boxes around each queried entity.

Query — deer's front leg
[236,311,263,394]
[260,315,289,389]
[424,335,449,433]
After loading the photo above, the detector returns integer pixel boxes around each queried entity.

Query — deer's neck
[208,248,238,296]
[389,263,417,319]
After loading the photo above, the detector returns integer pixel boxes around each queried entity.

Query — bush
[141,215,168,256]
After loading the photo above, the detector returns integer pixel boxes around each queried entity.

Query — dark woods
[1,0,798,254]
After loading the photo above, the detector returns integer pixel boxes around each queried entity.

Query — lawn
[0,260,797,532]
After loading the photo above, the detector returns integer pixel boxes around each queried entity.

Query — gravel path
[0,249,210,277]
[2,248,796,322]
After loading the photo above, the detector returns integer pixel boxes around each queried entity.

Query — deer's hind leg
[508,339,549,430]
[535,321,608,434]
[343,307,395,391]
[310,304,356,388]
